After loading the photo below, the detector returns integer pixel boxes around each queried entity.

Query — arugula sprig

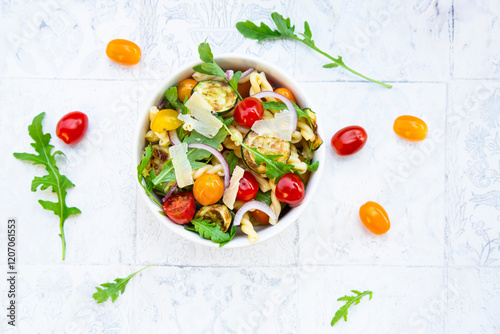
[164,87,190,114]
[331,290,373,327]
[92,265,154,303]
[13,112,81,260]
[137,144,162,207]
[222,123,294,179]
[185,218,236,247]
[194,41,243,100]
[236,12,391,88]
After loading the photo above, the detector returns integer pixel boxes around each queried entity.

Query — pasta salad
[137,42,323,246]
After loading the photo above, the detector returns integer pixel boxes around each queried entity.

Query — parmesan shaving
[222,166,245,210]
[178,92,222,138]
[251,109,294,141]
[169,143,193,188]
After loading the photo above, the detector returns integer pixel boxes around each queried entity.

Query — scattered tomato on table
[162,192,196,224]
[393,115,427,141]
[359,201,390,235]
[106,39,141,65]
[56,111,89,145]
[331,125,367,156]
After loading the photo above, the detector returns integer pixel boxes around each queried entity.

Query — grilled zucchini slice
[143,144,169,177]
[241,131,291,174]
[192,80,238,115]
[194,204,233,233]
[304,108,323,151]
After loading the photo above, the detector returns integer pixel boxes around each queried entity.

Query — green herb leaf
[229,71,242,95]
[137,144,162,207]
[198,41,214,63]
[226,152,239,174]
[92,265,154,303]
[13,112,81,260]
[236,12,391,88]
[165,87,189,114]
[306,159,319,172]
[185,218,235,247]
[323,63,339,68]
[254,190,272,205]
[195,41,243,100]
[331,290,373,327]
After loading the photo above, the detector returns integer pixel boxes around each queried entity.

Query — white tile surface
[0,0,499,333]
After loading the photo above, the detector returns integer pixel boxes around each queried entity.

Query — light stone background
[0,0,499,333]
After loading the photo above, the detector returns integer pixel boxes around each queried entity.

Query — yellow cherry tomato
[177,79,198,102]
[359,201,390,235]
[151,109,183,133]
[393,115,428,141]
[106,39,141,65]
[193,174,224,206]
[274,87,296,104]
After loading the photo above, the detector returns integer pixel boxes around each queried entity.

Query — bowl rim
[134,53,326,248]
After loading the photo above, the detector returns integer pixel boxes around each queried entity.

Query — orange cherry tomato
[177,79,198,102]
[359,201,390,235]
[393,115,427,141]
[274,87,297,104]
[251,210,269,225]
[106,39,141,65]
[193,173,224,206]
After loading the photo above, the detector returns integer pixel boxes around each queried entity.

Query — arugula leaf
[225,152,239,174]
[254,190,272,205]
[236,13,391,88]
[153,126,228,185]
[222,123,294,179]
[165,87,189,114]
[229,70,242,95]
[92,265,154,303]
[13,112,81,260]
[137,144,162,207]
[331,290,373,327]
[306,159,319,172]
[185,218,235,247]
[194,41,243,100]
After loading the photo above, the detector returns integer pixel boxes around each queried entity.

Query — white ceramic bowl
[135,54,325,248]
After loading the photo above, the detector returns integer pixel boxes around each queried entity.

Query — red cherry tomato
[234,97,264,127]
[393,115,428,141]
[236,171,259,202]
[56,111,89,145]
[359,201,390,235]
[275,173,305,205]
[106,39,141,65]
[331,125,367,156]
[162,192,196,224]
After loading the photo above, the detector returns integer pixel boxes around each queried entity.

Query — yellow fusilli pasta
[240,212,258,243]
[269,179,281,225]
[191,164,225,179]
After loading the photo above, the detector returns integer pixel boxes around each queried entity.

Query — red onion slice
[240,67,255,79]
[161,183,177,203]
[157,99,165,110]
[233,200,278,227]
[187,143,230,188]
[168,130,181,145]
[251,91,298,135]
[226,70,234,81]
